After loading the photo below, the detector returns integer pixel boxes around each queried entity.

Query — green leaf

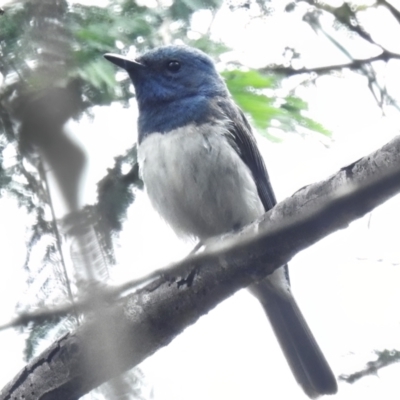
[223,69,330,138]
[223,70,276,90]
[75,59,117,91]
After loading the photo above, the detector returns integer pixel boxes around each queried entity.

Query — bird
[104,45,337,398]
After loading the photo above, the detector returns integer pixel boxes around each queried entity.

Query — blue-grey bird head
[104,45,229,141]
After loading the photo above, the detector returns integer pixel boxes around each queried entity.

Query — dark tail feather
[251,283,337,398]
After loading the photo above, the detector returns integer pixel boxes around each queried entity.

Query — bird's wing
[216,98,277,212]
[217,99,338,397]
[216,97,290,285]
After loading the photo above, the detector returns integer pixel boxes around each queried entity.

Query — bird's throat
[138,95,219,143]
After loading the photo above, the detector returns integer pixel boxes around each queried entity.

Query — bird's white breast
[138,122,264,240]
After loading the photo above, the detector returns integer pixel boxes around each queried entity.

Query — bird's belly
[138,123,264,239]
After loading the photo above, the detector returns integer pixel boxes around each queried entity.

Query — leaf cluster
[224,69,330,139]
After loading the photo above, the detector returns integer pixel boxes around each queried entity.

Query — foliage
[96,146,142,234]
[23,319,64,362]
[224,69,330,138]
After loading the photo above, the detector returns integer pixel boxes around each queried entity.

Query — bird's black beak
[104,53,144,71]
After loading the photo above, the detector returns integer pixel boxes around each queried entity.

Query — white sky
[2,1,400,400]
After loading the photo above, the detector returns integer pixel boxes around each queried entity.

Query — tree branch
[266,45,400,77]
[2,135,400,400]
[339,349,400,384]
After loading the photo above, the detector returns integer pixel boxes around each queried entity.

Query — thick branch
[2,135,400,400]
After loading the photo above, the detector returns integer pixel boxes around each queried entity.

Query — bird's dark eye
[167,60,181,73]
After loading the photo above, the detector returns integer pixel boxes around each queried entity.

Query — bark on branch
[2,135,400,400]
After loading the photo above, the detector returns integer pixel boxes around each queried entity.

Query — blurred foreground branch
[2,134,400,399]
